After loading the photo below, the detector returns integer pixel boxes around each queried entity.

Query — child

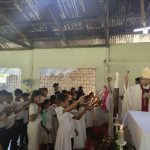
[27,90,41,150]
[74,104,87,150]
[22,93,29,146]
[40,99,55,150]
[50,95,58,143]
[4,92,16,150]
[12,89,25,148]
[39,88,49,104]
[55,93,91,150]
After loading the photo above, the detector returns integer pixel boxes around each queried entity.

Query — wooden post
[113,88,119,116]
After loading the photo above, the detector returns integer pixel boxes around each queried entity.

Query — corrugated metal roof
[0,0,150,49]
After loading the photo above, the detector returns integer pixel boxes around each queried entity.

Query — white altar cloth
[124,111,150,150]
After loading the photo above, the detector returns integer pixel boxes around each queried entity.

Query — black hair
[50,95,56,103]
[79,86,83,90]
[57,93,68,102]
[89,92,94,97]
[135,77,141,84]
[14,89,23,96]
[62,90,68,95]
[71,87,75,91]
[7,92,13,96]
[30,90,41,103]
[53,83,58,87]
[22,93,29,98]
[0,90,8,96]
[43,99,50,106]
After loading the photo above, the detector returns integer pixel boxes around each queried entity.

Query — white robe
[121,84,150,121]
[85,110,93,128]
[74,109,86,149]
[28,103,41,150]
[55,107,73,150]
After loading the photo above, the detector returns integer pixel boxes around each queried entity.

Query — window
[0,68,21,92]
[40,68,96,95]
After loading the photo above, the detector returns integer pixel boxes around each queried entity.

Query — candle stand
[116,140,127,150]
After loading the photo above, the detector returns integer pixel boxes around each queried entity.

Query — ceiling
[0,0,150,50]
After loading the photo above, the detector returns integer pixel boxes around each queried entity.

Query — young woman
[39,88,49,104]
[27,90,41,150]
[55,93,91,150]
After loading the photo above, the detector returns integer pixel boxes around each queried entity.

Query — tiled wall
[0,75,21,92]
[40,68,96,95]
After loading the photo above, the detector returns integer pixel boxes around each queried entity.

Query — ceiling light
[133,26,150,34]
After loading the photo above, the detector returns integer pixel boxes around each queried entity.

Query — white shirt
[3,102,15,129]
[12,99,25,120]
[0,103,7,128]
[45,106,55,129]
[29,103,41,123]
[55,107,74,138]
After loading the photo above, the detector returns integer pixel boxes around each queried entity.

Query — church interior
[0,0,150,150]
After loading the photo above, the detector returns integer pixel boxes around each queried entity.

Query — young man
[13,89,25,148]
[4,92,16,149]
[22,93,29,146]
[122,67,150,120]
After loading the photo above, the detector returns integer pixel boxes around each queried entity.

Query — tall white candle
[114,72,119,88]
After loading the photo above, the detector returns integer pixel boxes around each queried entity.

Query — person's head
[0,90,8,103]
[43,99,52,109]
[140,67,150,87]
[53,83,59,91]
[57,93,69,107]
[88,92,94,99]
[41,88,48,96]
[14,89,23,100]
[78,86,83,91]
[135,77,140,84]
[30,90,41,104]
[50,95,56,104]
[6,92,13,104]
[62,90,68,95]
[71,87,76,94]
[22,93,29,101]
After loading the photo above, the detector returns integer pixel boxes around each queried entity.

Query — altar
[124,111,150,150]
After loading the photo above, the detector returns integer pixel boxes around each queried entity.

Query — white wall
[110,43,150,94]
[1,43,150,94]
[0,50,32,90]
[32,48,106,92]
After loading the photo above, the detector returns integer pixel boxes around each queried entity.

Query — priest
[122,67,150,120]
